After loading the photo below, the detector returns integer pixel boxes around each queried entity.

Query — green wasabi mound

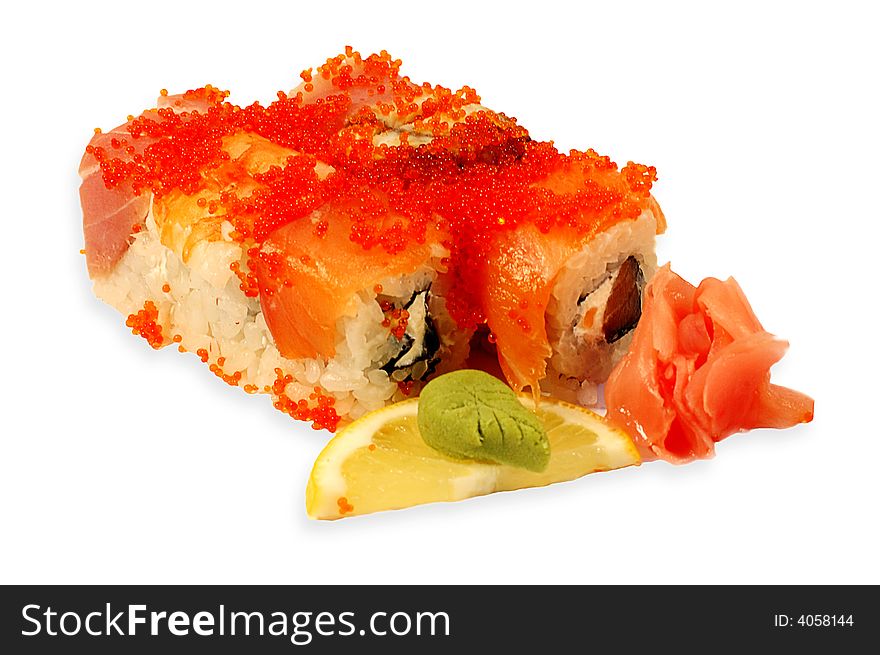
[417,370,549,472]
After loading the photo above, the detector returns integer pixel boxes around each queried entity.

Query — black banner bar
[1,585,875,653]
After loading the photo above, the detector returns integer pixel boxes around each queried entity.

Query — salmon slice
[482,223,583,390]
[605,265,814,463]
[255,213,442,360]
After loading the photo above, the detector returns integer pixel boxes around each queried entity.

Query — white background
[1,1,877,584]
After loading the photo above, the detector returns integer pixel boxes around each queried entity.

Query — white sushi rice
[92,209,447,422]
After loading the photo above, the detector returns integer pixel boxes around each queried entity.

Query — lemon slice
[306,396,640,519]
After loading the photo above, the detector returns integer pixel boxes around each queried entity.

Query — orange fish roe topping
[125,300,164,349]
[386,308,410,340]
[161,283,171,293]
[229,260,260,298]
[337,497,354,515]
[270,369,341,431]
[379,301,412,339]
[208,360,242,387]
[196,348,209,363]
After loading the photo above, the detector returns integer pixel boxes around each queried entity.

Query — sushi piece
[80,52,479,429]
[464,149,665,404]
[604,265,814,462]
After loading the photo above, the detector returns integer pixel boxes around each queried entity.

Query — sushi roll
[454,149,665,405]
[79,52,477,429]
[484,208,663,405]
[80,48,663,430]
